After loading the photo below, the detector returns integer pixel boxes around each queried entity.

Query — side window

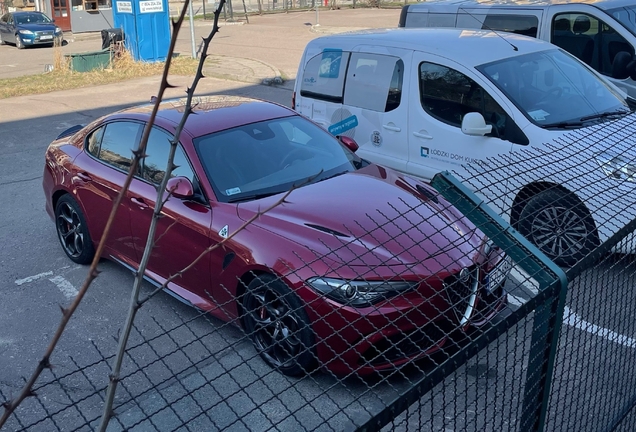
[86,126,105,157]
[552,13,634,74]
[482,14,539,37]
[142,127,195,184]
[98,121,141,171]
[300,50,350,103]
[419,62,518,141]
[343,53,404,112]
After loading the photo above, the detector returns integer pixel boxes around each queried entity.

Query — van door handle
[382,124,401,132]
[413,131,433,140]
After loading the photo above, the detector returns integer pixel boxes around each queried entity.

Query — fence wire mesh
[2,111,636,431]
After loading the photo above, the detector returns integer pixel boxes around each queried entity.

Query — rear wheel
[518,190,597,267]
[15,35,24,49]
[55,194,95,264]
[241,275,317,376]
[0,33,5,45]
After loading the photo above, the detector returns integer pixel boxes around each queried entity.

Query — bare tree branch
[97,1,228,429]
[0,8,190,429]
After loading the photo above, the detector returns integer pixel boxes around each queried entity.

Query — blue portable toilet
[112,0,171,62]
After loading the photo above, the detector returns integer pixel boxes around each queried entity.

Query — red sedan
[43,96,508,376]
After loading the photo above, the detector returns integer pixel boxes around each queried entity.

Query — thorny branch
[0,9,187,431]
[98,0,236,429]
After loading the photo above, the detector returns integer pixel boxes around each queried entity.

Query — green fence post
[430,172,568,432]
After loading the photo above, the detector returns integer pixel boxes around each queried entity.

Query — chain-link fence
[2,111,636,431]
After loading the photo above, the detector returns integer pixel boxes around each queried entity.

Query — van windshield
[608,6,636,37]
[477,49,629,129]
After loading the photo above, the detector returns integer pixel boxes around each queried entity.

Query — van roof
[403,0,633,11]
[306,28,554,67]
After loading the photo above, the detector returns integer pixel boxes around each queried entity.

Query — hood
[237,165,483,271]
[18,23,57,32]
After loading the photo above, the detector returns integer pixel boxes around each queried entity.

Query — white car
[293,28,636,266]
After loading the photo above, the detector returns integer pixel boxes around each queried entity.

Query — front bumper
[20,34,62,46]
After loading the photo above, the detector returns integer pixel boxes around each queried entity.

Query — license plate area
[485,256,512,293]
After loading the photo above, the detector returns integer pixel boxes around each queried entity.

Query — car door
[338,47,411,173]
[72,120,141,264]
[127,126,216,309]
[407,54,516,186]
[545,6,636,98]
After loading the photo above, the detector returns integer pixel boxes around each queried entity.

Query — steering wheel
[280,149,306,169]
[536,87,563,105]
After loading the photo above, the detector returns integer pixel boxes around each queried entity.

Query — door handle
[76,172,92,182]
[413,131,433,140]
[382,124,401,132]
[131,197,150,209]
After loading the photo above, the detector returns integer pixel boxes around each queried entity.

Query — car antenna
[458,7,518,51]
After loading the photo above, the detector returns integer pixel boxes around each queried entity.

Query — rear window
[301,50,405,112]
[482,14,539,37]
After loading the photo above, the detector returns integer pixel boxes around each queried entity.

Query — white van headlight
[595,152,636,182]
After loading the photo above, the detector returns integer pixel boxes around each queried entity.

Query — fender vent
[305,224,350,238]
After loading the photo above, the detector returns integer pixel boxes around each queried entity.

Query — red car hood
[237,166,483,270]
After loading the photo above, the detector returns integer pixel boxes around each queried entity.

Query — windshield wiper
[227,191,282,203]
[540,120,584,129]
[314,170,349,184]
[579,109,630,123]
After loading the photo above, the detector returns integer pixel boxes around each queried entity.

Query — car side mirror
[461,112,492,136]
[338,135,359,153]
[166,176,194,199]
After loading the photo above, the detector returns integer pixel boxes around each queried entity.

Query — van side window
[551,13,635,74]
[482,14,539,37]
[419,62,527,144]
[343,54,404,112]
[300,50,350,104]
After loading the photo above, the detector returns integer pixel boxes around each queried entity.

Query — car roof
[405,0,634,11]
[12,11,47,15]
[112,96,295,137]
[307,28,554,67]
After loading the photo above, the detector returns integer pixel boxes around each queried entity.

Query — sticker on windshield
[528,109,550,121]
[328,115,358,136]
[225,187,241,196]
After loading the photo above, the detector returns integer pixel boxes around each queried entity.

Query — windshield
[15,13,52,25]
[477,49,628,128]
[609,6,636,37]
[194,116,362,202]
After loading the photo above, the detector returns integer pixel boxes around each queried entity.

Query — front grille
[359,323,446,366]
[443,267,479,326]
[36,30,54,36]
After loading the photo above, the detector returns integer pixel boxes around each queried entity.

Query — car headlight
[18,29,34,35]
[54,27,62,35]
[307,277,417,307]
[595,152,636,182]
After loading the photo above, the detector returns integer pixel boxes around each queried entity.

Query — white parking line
[15,271,54,286]
[563,306,636,349]
[49,275,79,300]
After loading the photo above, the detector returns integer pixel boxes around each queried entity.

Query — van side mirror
[166,176,194,199]
[461,113,492,136]
[338,135,359,153]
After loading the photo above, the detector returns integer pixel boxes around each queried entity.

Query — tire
[241,274,317,376]
[55,194,96,265]
[0,33,5,45]
[15,35,24,49]
[518,190,597,267]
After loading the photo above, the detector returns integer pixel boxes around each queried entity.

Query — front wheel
[55,194,95,264]
[517,190,598,267]
[241,275,317,376]
[15,35,24,49]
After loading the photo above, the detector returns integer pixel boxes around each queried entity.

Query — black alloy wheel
[241,275,316,376]
[55,194,95,264]
[518,190,597,267]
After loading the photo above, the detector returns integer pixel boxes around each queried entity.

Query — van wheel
[517,190,597,267]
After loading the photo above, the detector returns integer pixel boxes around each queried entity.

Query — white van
[293,28,636,266]
[399,0,636,98]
